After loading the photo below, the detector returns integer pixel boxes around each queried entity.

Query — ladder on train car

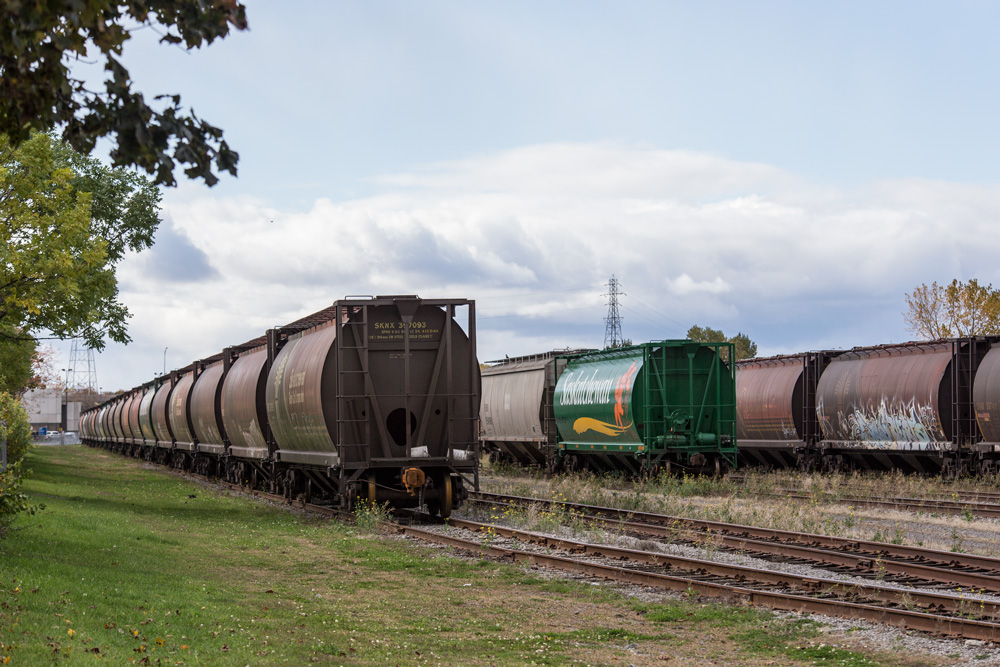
[952,338,978,449]
[335,302,375,468]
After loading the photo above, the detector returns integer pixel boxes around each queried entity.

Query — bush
[0,391,31,465]
[0,393,35,537]
[0,460,39,537]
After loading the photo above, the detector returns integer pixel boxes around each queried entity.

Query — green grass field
[0,446,952,666]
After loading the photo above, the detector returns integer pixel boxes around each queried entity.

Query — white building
[22,388,81,433]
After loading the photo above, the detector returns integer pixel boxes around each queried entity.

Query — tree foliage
[904,279,1000,339]
[687,325,758,362]
[0,391,34,539]
[0,391,32,465]
[0,0,248,186]
[0,132,161,350]
[0,333,36,396]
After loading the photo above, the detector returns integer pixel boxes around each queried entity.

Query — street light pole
[163,347,168,376]
[60,367,71,445]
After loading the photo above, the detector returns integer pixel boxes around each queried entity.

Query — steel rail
[470,492,1000,576]
[442,517,1000,618]
[726,477,1000,518]
[401,524,1000,642]
[517,510,1000,592]
[776,491,1000,520]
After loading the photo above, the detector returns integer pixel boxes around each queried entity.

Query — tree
[0,391,36,538]
[0,1,248,187]
[904,279,1000,339]
[0,132,161,350]
[0,334,36,397]
[687,325,758,362]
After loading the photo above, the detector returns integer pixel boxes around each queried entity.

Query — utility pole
[603,275,625,348]
[68,338,98,394]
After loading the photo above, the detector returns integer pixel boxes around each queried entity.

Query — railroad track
[727,485,1000,520]
[777,491,1000,520]
[172,472,1000,641]
[402,517,1000,641]
[468,492,1000,593]
[726,475,1000,517]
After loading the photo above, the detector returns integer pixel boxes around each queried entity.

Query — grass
[0,446,953,666]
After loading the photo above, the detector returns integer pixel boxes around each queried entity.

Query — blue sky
[50,1,1000,391]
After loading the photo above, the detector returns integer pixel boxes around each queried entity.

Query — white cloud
[87,142,1000,390]
[665,274,732,296]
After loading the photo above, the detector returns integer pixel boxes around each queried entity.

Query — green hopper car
[481,340,738,474]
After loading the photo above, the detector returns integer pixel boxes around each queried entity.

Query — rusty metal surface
[266,302,478,466]
[736,356,804,442]
[126,391,143,443]
[111,399,126,441]
[975,347,1000,443]
[472,490,1000,573]
[137,385,157,443]
[267,323,338,456]
[478,499,1000,591]
[444,517,1000,611]
[480,356,550,444]
[168,372,197,448]
[222,347,269,458]
[816,342,955,450]
[402,525,1000,641]
[190,363,225,450]
[150,380,173,445]
[96,405,109,439]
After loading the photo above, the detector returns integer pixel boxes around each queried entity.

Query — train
[83,296,1000,492]
[80,295,480,517]
[480,340,739,475]
[481,336,1000,478]
[735,337,1000,477]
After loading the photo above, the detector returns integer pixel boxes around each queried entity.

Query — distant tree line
[904,279,1000,339]
[686,325,758,362]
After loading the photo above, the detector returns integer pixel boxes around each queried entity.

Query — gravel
[414,502,1000,666]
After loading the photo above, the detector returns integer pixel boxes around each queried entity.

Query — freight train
[80,296,480,517]
[481,336,1000,478]
[480,341,738,475]
[735,337,1000,477]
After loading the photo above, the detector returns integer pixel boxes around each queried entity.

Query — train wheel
[427,474,454,518]
[438,475,453,519]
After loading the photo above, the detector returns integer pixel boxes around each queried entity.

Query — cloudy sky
[51,1,1000,392]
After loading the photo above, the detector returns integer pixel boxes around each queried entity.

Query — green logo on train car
[554,354,644,445]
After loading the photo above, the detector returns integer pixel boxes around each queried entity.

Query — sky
[48,1,1000,392]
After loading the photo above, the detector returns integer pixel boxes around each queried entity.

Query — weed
[352,498,391,530]
[950,525,966,553]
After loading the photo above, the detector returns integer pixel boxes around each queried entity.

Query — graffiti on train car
[818,396,945,449]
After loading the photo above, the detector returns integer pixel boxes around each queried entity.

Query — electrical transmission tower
[68,338,98,394]
[603,275,625,348]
